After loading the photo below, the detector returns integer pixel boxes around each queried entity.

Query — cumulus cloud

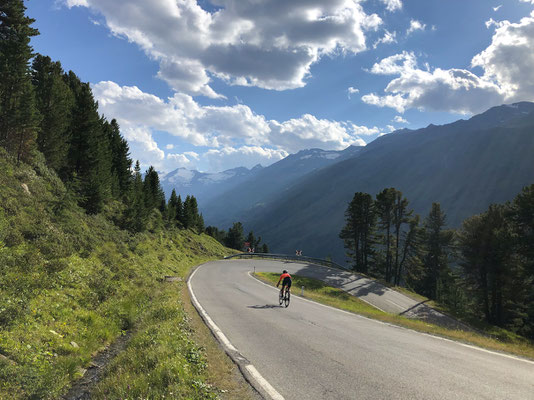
[393,115,408,123]
[362,52,503,113]
[347,86,360,99]
[93,81,376,171]
[362,11,534,114]
[373,30,397,48]
[380,0,402,12]
[406,20,426,35]
[64,0,382,96]
[167,152,195,167]
[472,11,534,102]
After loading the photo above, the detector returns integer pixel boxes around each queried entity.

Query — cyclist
[276,270,292,296]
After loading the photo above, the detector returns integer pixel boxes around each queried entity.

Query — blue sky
[26,0,534,173]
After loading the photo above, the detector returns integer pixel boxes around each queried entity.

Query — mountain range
[162,102,534,264]
[160,145,362,223]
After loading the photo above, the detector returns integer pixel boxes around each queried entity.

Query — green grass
[0,150,251,399]
[255,272,534,361]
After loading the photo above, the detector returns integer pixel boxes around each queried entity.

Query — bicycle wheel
[284,290,290,308]
[279,290,284,306]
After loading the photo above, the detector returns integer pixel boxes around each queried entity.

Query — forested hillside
[0,2,254,398]
[0,150,237,398]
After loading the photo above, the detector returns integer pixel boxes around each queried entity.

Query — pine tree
[400,215,425,291]
[104,119,131,199]
[124,160,147,232]
[31,54,73,171]
[167,189,179,223]
[392,191,412,285]
[205,226,226,244]
[510,184,534,337]
[182,195,193,229]
[375,188,397,282]
[189,196,200,231]
[197,213,205,233]
[143,166,165,212]
[0,0,40,162]
[340,192,375,273]
[225,222,244,250]
[245,231,262,252]
[421,203,453,301]
[175,194,184,227]
[66,83,112,213]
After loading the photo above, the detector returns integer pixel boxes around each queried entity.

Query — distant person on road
[276,270,292,295]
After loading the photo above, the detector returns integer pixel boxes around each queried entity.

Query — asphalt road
[189,259,534,400]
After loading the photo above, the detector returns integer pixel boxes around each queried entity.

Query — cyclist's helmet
[283,270,288,274]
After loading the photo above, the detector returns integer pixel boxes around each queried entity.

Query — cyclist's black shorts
[282,277,292,288]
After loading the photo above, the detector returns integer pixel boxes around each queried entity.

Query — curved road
[189,259,534,399]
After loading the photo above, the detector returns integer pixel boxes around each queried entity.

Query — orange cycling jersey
[277,272,292,285]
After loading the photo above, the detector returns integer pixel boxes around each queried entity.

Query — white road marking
[188,264,286,400]
[245,365,285,400]
[188,267,237,352]
[247,270,534,366]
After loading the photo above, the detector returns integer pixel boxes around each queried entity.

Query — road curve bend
[189,259,534,400]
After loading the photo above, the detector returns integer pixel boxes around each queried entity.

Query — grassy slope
[0,150,253,399]
[255,272,534,360]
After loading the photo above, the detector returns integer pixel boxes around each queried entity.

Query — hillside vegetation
[0,150,243,399]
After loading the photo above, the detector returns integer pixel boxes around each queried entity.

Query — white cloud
[350,124,381,136]
[121,126,165,169]
[519,0,534,4]
[64,0,382,96]
[167,153,194,167]
[406,19,426,35]
[268,114,367,153]
[485,18,500,29]
[368,51,417,75]
[472,11,534,102]
[347,86,360,99]
[393,115,408,123]
[362,52,504,114]
[64,0,88,6]
[93,81,376,171]
[386,125,395,132]
[493,5,502,12]
[363,11,534,114]
[380,0,402,12]
[373,30,397,48]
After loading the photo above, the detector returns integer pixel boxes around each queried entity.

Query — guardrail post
[301,286,304,296]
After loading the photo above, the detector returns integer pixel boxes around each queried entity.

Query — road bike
[279,287,290,308]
